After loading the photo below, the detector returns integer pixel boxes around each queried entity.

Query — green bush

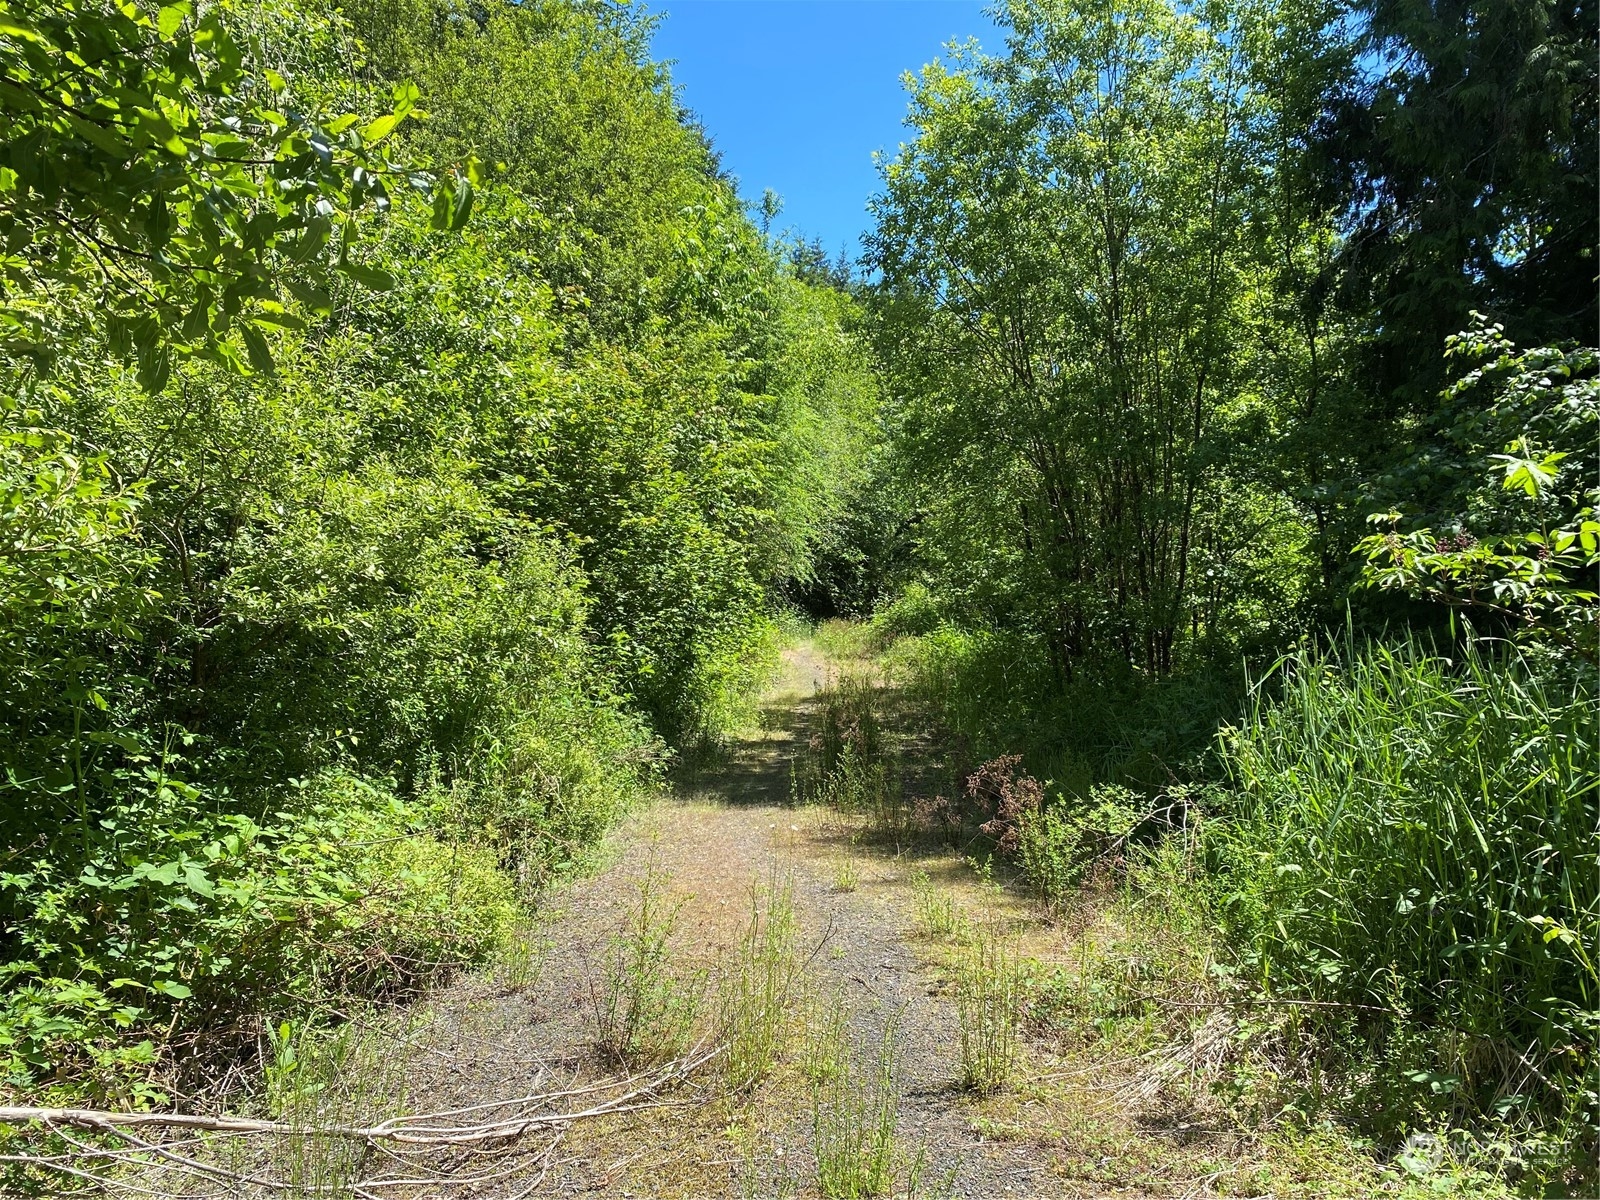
[867,582,944,643]
[0,768,528,1104]
[1,0,878,1112]
[887,622,1240,790]
[1017,784,1143,903]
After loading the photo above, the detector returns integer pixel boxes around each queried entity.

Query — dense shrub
[1017,784,1144,903]
[886,620,1241,791]
[0,770,516,1103]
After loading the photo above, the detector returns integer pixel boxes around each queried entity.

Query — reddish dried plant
[961,754,1044,855]
[911,792,961,832]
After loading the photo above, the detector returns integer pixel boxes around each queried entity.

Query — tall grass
[799,672,916,841]
[811,1017,900,1199]
[956,930,1021,1094]
[1214,634,1597,1139]
[590,859,705,1067]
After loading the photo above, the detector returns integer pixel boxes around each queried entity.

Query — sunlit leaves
[0,0,471,387]
[1358,321,1599,657]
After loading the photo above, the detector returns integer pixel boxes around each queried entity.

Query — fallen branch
[0,1041,722,1148]
[0,1042,724,1197]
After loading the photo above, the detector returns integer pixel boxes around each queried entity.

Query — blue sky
[650,2,1002,265]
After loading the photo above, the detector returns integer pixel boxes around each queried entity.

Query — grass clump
[799,672,923,845]
[956,930,1022,1095]
[1215,636,1597,1161]
[833,850,861,894]
[718,871,801,1091]
[590,857,705,1067]
[250,1017,411,1194]
[802,986,851,1085]
[910,870,959,938]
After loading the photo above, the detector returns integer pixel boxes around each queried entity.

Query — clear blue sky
[650,1,1002,266]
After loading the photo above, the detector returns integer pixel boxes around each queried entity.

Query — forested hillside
[0,0,1594,1195]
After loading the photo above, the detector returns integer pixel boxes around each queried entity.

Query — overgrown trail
[395,641,1059,1198]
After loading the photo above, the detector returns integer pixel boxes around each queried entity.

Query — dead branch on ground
[0,1041,723,1197]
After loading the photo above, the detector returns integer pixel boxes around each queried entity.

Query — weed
[1017,784,1143,906]
[590,858,705,1067]
[718,870,800,1090]
[803,984,850,1083]
[1219,635,1598,1154]
[833,851,860,894]
[493,925,548,993]
[910,870,958,938]
[242,1015,409,1194]
[812,1015,900,1199]
[956,930,1021,1095]
[903,1140,961,1200]
[730,1118,802,1200]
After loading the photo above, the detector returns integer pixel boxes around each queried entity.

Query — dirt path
[395,641,1064,1198]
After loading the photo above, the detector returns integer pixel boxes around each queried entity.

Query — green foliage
[1360,320,1598,658]
[1017,784,1143,904]
[0,0,471,384]
[341,0,880,739]
[869,0,1318,679]
[717,871,800,1091]
[858,0,1594,1184]
[888,620,1241,790]
[1212,635,1597,1146]
[0,0,872,1108]
[0,769,515,1103]
[811,1018,899,1199]
[1314,0,1597,408]
[590,858,705,1068]
[909,870,958,939]
[955,930,1021,1095]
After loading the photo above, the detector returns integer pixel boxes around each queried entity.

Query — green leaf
[450,177,473,231]
[64,113,131,158]
[135,338,171,395]
[0,16,47,42]
[137,861,183,886]
[288,217,332,265]
[157,3,190,38]
[239,323,275,374]
[283,279,332,315]
[361,114,400,144]
[430,179,455,231]
[253,307,306,332]
[182,291,212,340]
[391,80,421,118]
[340,261,395,291]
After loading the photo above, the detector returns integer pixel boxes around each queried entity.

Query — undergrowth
[718,870,802,1091]
[829,617,1598,1194]
[589,856,706,1068]
[955,929,1020,1095]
